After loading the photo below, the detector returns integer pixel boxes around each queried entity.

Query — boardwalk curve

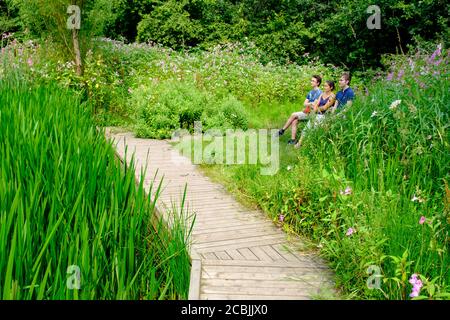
[106,128,335,300]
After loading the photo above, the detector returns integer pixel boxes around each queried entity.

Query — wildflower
[279,214,285,222]
[409,274,423,298]
[287,166,292,171]
[389,100,401,110]
[27,58,33,67]
[409,274,418,285]
[128,88,133,94]
[340,186,352,195]
[433,59,442,66]
[346,228,354,236]
[427,44,442,64]
[397,69,405,80]
[371,111,378,118]
[419,216,426,225]
[386,72,393,81]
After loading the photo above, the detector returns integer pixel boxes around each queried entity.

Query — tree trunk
[72,29,82,76]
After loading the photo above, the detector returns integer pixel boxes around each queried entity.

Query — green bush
[132,81,249,139]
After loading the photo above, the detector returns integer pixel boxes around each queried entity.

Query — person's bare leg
[282,114,297,131]
[291,119,298,140]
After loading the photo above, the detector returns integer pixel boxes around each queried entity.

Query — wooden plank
[194,237,287,254]
[192,219,264,229]
[202,252,219,260]
[191,217,259,226]
[214,251,232,260]
[201,265,334,275]
[237,248,259,261]
[193,228,280,244]
[194,234,286,250]
[260,245,288,262]
[200,293,310,300]
[201,278,333,289]
[271,244,302,263]
[201,285,318,296]
[224,249,245,260]
[188,259,202,300]
[201,271,332,282]
[248,246,275,262]
[200,259,322,268]
[192,222,268,235]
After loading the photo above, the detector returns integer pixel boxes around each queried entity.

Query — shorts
[293,111,309,120]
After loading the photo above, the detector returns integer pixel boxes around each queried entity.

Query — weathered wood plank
[215,251,232,260]
[194,234,287,250]
[201,278,333,289]
[188,259,202,300]
[200,293,310,300]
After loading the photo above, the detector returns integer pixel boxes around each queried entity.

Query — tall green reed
[0,77,191,299]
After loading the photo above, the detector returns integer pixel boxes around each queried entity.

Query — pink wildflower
[386,72,393,81]
[279,214,285,223]
[340,186,352,195]
[409,274,418,284]
[409,274,423,298]
[346,228,354,236]
[419,216,426,225]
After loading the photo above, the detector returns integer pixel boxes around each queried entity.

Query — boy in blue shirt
[278,75,322,144]
[331,73,355,112]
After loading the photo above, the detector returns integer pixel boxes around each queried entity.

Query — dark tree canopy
[2,0,449,70]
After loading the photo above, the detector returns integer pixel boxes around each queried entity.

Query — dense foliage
[2,0,449,70]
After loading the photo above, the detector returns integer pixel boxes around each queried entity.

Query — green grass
[0,78,191,299]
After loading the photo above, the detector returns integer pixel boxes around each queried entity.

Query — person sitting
[331,72,355,112]
[278,75,322,144]
[295,80,336,148]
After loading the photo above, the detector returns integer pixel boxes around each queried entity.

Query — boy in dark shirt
[331,72,355,112]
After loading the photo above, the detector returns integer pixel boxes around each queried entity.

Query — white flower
[411,195,425,203]
[287,166,292,171]
[389,100,401,110]
[371,111,378,118]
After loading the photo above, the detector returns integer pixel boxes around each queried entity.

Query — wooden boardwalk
[106,128,335,300]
